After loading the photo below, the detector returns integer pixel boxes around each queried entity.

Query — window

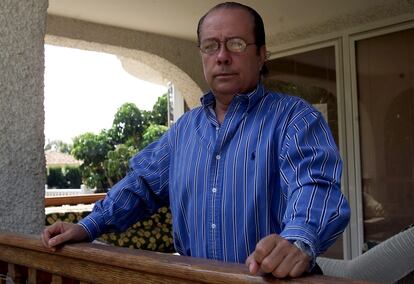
[355,28,414,250]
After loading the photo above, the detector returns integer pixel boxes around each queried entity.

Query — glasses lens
[226,38,246,52]
[200,39,219,54]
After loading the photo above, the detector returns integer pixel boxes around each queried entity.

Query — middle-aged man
[42,2,350,278]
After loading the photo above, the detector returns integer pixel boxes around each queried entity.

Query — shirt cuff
[78,212,106,241]
[293,240,316,271]
[280,225,318,271]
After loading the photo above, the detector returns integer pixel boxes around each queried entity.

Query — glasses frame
[198,37,256,54]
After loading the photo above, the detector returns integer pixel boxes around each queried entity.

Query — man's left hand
[245,234,310,278]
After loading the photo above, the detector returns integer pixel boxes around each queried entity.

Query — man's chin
[210,81,242,94]
[212,86,241,97]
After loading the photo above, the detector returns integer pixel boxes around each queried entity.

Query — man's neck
[214,97,231,124]
[211,83,260,124]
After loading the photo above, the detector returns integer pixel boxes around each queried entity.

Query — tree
[71,131,114,190]
[103,144,137,186]
[150,94,168,126]
[71,97,170,191]
[111,103,147,148]
[140,124,168,149]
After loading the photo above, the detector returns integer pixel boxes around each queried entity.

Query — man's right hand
[41,221,89,251]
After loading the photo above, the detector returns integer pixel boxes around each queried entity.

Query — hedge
[45,206,175,253]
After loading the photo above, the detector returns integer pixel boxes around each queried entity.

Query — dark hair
[197,2,268,75]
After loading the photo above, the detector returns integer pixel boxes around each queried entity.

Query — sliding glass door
[355,28,414,251]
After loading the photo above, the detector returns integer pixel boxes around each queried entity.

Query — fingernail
[49,239,55,246]
[249,263,253,273]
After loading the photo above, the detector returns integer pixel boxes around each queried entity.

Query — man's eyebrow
[200,36,246,41]
[200,37,218,41]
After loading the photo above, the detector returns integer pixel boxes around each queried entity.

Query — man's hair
[196,2,268,75]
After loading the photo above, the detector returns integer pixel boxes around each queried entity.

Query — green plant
[63,167,82,188]
[47,167,65,188]
[103,144,137,187]
[140,124,168,148]
[72,97,169,191]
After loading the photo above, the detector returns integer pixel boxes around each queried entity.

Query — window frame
[267,19,414,259]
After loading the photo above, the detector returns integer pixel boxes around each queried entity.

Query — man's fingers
[41,222,87,250]
[48,231,70,247]
[259,237,295,273]
[271,244,310,278]
[270,248,301,278]
[41,229,51,248]
[259,240,287,273]
[288,258,309,278]
[41,222,61,247]
[41,223,64,251]
[253,234,280,263]
[46,221,64,235]
[246,255,260,275]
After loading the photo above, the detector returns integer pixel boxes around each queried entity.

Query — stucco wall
[46,15,206,108]
[0,0,48,234]
[267,0,414,49]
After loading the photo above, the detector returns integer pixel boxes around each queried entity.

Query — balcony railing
[45,193,106,207]
[0,231,374,284]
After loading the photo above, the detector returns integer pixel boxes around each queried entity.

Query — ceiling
[47,0,388,41]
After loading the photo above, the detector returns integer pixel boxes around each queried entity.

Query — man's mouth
[214,73,237,79]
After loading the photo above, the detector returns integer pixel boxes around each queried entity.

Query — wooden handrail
[0,231,374,284]
[44,193,106,207]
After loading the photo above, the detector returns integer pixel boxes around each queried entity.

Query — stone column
[0,0,48,234]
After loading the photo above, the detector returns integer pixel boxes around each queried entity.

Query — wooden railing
[0,232,374,284]
[44,193,106,207]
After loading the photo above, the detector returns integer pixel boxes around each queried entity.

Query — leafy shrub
[45,206,175,253]
[47,168,65,188]
[47,166,82,189]
[63,167,82,188]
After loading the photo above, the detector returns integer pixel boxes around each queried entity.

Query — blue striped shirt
[79,83,350,263]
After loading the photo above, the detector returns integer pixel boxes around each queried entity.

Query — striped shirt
[79,83,350,263]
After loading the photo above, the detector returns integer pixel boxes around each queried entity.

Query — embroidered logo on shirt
[251,151,256,160]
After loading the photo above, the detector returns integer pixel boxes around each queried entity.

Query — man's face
[199,8,266,98]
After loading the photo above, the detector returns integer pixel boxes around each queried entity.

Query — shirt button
[216,126,220,131]
[216,154,221,160]
[211,224,216,229]
[212,187,217,193]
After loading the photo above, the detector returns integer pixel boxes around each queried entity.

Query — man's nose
[216,44,232,65]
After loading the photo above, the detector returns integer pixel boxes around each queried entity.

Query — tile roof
[45,150,82,167]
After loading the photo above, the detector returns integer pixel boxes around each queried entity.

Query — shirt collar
[200,83,266,113]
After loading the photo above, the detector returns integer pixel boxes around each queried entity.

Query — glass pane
[356,28,414,252]
[264,46,344,259]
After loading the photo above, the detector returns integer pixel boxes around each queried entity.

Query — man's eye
[228,40,245,51]
[202,41,217,51]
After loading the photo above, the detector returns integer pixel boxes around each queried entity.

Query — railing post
[0,261,8,284]
[51,274,63,284]
[27,267,37,284]
[8,263,26,284]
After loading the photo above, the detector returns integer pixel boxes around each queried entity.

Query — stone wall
[0,0,48,234]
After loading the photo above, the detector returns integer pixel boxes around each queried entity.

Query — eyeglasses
[199,38,256,54]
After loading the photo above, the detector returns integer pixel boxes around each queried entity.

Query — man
[42,2,350,278]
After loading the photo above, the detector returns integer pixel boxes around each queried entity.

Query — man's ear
[259,45,267,68]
